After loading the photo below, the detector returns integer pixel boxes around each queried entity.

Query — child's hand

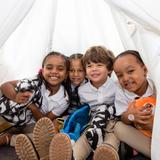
[137,120,153,130]
[15,91,33,104]
[128,101,152,124]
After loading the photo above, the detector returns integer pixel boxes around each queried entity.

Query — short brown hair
[83,46,115,72]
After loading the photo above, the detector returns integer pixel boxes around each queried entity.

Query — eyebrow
[45,64,65,67]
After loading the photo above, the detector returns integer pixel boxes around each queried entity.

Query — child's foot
[49,133,72,160]
[0,132,12,145]
[93,144,119,160]
[15,134,38,160]
[33,117,55,160]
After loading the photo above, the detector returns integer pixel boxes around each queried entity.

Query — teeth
[91,74,99,77]
[50,77,58,80]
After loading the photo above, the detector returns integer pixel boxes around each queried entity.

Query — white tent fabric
[0,0,124,84]
[0,0,58,82]
[0,0,160,159]
[51,0,123,56]
[0,0,35,47]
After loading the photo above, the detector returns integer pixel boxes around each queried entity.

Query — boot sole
[15,134,38,160]
[93,144,119,160]
[49,133,72,160]
[33,117,55,160]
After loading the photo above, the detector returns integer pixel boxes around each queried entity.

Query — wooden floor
[0,146,18,160]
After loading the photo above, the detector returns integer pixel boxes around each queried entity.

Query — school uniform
[72,77,118,159]
[40,84,69,116]
[114,77,156,158]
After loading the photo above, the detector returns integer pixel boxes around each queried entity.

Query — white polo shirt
[115,77,156,116]
[78,77,116,110]
[40,84,69,116]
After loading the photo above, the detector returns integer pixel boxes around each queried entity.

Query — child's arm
[27,104,57,121]
[1,80,18,101]
[1,80,32,104]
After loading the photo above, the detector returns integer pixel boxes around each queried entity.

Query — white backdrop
[0,0,159,159]
[0,0,58,82]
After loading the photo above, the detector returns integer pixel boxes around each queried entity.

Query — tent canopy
[0,0,160,159]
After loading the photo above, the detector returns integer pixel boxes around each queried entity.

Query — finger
[137,110,152,116]
[23,91,33,97]
[139,115,152,121]
[137,119,152,125]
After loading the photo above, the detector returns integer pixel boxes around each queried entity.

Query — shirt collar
[88,77,111,91]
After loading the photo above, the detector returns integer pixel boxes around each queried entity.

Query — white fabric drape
[0,0,35,48]
[0,0,124,84]
[0,0,159,158]
[0,0,58,83]
[52,0,123,56]
[104,0,160,159]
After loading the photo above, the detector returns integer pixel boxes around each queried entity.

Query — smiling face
[42,55,67,90]
[113,54,148,96]
[86,62,110,88]
[69,59,85,86]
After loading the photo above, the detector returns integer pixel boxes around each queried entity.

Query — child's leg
[73,134,91,160]
[93,120,120,160]
[114,121,151,158]
[0,132,12,145]
[85,104,109,149]
[0,117,20,146]
[10,123,35,146]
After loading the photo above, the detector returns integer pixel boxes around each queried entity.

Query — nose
[91,66,97,71]
[51,67,58,74]
[73,70,79,76]
[123,73,129,81]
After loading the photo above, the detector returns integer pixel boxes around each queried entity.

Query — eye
[86,64,91,68]
[57,66,65,71]
[77,69,84,73]
[116,74,123,79]
[45,66,53,70]
[97,63,103,66]
[128,69,134,74]
[69,69,74,72]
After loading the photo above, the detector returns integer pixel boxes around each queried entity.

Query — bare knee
[114,121,127,140]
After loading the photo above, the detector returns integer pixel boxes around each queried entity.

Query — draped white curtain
[51,0,123,56]
[0,0,58,83]
[0,0,124,84]
[0,0,35,47]
[104,0,160,159]
[0,0,123,84]
[0,0,159,159]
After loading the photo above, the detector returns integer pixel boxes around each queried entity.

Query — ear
[64,71,68,80]
[38,68,43,74]
[41,68,44,74]
[143,65,148,76]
